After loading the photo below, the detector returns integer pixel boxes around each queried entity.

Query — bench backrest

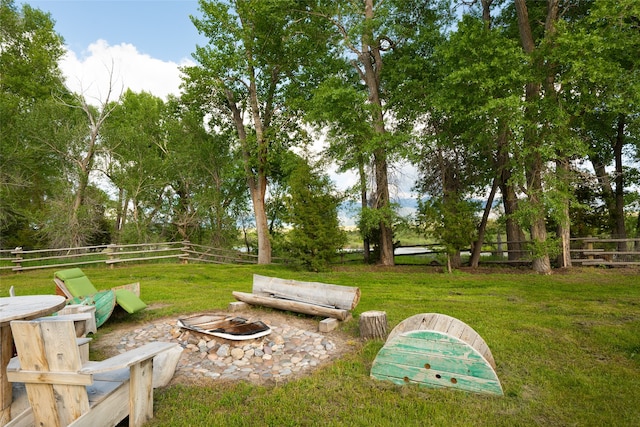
[252,274,360,310]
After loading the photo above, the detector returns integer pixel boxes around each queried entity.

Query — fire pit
[177,313,272,340]
[94,310,354,385]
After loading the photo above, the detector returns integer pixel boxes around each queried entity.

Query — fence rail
[1,237,638,272]
[389,237,640,267]
[0,241,269,273]
[569,237,640,266]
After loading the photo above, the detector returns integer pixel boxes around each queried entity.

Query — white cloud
[60,39,194,105]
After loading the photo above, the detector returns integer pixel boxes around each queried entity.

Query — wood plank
[233,291,351,320]
[79,342,178,374]
[1,325,13,425]
[6,369,93,386]
[129,358,154,426]
[69,382,129,427]
[252,275,360,310]
[370,330,503,396]
[385,313,496,369]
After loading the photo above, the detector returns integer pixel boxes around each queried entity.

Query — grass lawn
[1,264,639,426]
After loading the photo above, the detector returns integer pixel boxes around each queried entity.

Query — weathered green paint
[69,290,116,328]
[371,329,503,396]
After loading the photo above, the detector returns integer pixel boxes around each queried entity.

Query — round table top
[0,295,66,325]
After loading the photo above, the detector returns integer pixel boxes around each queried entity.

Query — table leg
[1,324,13,424]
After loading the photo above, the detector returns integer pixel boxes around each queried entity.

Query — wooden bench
[232,274,360,322]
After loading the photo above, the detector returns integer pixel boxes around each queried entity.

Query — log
[359,310,388,340]
[252,274,360,310]
[232,291,351,320]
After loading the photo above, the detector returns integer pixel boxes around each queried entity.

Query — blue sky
[22,0,206,63]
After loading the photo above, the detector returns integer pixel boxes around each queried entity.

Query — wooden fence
[0,241,269,273]
[570,237,640,266]
[391,237,640,267]
[1,237,638,272]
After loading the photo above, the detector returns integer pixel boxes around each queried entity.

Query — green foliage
[416,197,479,255]
[0,0,68,248]
[284,159,347,271]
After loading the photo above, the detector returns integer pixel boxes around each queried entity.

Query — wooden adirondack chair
[6,318,180,426]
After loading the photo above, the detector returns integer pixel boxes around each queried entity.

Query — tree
[100,90,168,242]
[307,0,444,266]
[285,157,347,271]
[411,14,529,269]
[0,0,67,247]
[306,76,374,262]
[556,0,640,251]
[184,0,329,263]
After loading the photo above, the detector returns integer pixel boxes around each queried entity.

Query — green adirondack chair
[54,268,147,327]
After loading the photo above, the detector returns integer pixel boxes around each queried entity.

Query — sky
[19,0,417,203]
[21,0,207,103]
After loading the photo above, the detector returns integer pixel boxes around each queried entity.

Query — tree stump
[359,310,388,340]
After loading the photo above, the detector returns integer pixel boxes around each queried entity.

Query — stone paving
[97,311,352,385]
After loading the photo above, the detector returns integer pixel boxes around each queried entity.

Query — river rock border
[93,310,355,385]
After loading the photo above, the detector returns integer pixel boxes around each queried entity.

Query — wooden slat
[371,330,503,396]
[79,342,178,374]
[129,358,154,426]
[386,313,496,370]
[7,369,93,386]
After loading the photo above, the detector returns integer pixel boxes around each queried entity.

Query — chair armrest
[79,342,179,374]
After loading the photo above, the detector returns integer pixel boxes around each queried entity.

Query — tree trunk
[590,155,617,231]
[358,157,371,263]
[556,159,572,268]
[515,0,557,274]
[359,311,388,340]
[614,114,627,251]
[470,177,498,268]
[360,0,394,266]
[225,88,272,264]
[527,146,551,274]
[374,148,394,266]
[498,151,526,261]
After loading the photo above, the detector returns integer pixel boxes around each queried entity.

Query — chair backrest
[54,268,98,297]
[11,318,91,425]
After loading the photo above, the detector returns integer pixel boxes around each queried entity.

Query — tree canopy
[1,0,639,272]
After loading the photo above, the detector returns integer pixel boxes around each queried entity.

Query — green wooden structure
[68,290,116,328]
[370,313,503,396]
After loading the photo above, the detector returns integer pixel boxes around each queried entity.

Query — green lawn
[1,264,639,426]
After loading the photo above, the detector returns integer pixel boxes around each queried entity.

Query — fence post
[106,244,117,268]
[181,241,190,264]
[11,247,23,272]
[585,237,593,260]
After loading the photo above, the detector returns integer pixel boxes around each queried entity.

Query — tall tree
[0,0,67,247]
[308,0,443,265]
[184,0,328,263]
[556,0,640,251]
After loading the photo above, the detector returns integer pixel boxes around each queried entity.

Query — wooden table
[0,295,66,424]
